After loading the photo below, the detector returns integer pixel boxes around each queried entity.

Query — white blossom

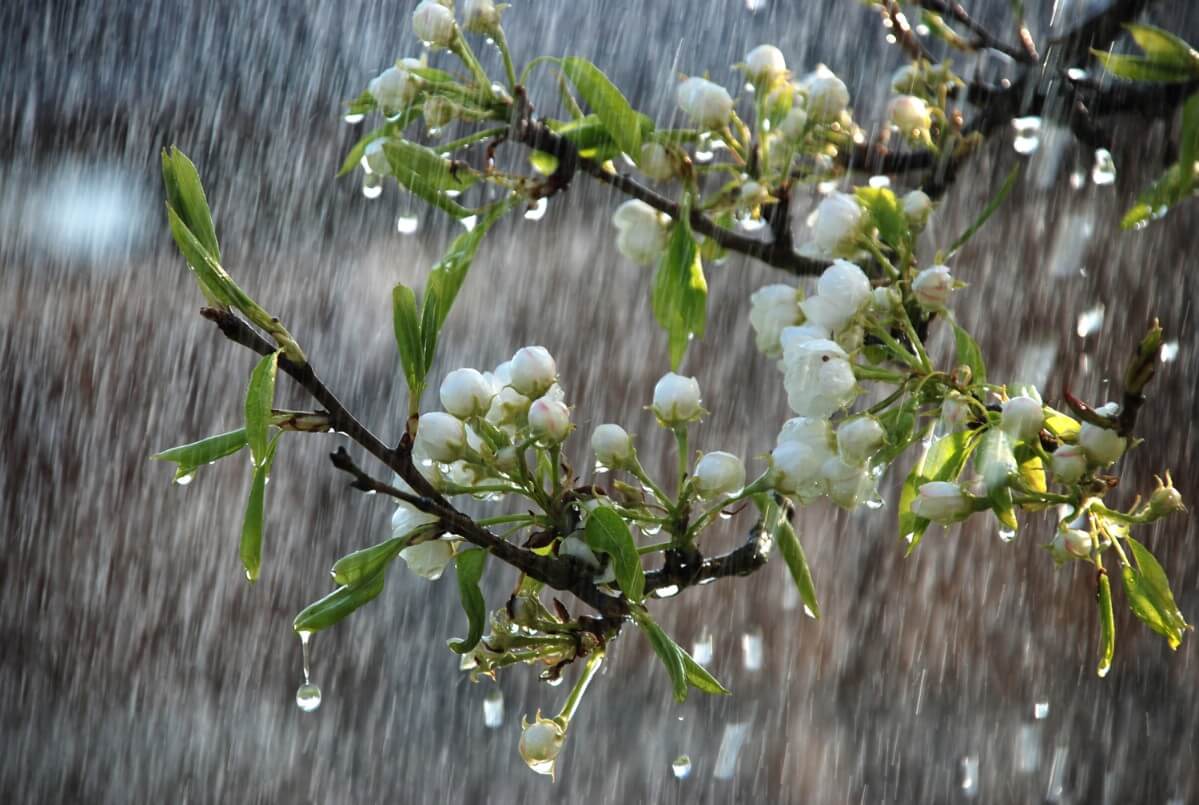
[368,60,422,109]
[1078,420,1127,466]
[461,0,500,33]
[901,189,932,229]
[612,199,670,265]
[528,398,572,443]
[888,95,932,135]
[800,65,850,122]
[911,265,955,310]
[809,193,864,256]
[749,284,801,357]
[836,416,885,465]
[821,455,873,509]
[800,259,871,332]
[509,346,557,398]
[676,77,734,130]
[400,538,455,580]
[638,142,675,181]
[744,45,787,84]
[439,368,495,418]
[1050,444,1087,483]
[1001,395,1045,443]
[909,481,972,524]
[782,338,858,417]
[412,0,456,47]
[693,451,746,499]
[416,411,467,462]
[652,372,703,425]
[591,424,634,469]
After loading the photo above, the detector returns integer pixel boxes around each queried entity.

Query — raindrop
[712,722,750,780]
[997,526,1016,543]
[544,675,565,687]
[1069,170,1086,190]
[1034,701,1050,719]
[296,683,322,712]
[744,0,766,10]
[738,216,767,232]
[671,754,693,779]
[343,112,365,125]
[1097,663,1110,679]
[445,189,462,198]
[1161,340,1179,362]
[483,687,504,728]
[694,147,714,163]
[460,215,478,231]
[396,215,420,235]
[868,175,891,188]
[692,631,714,665]
[524,197,548,221]
[1011,116,1042,155]
[1066,68,1089,82]
[1076,304,1105,337]
[915,24,930,36]
[362,174,383,199]
[959,754,979,798]
[173,472,195,486]
[655,584,680,599]
[640,522,662,536]
[885,34,897,45]
[593,461,610,475]
[1046,745,1069,802]
[741,630,763,671]
[1016,724,1041,773]
[1091,149,1116,185]
[802,604,817,619]
[717,510,734,520]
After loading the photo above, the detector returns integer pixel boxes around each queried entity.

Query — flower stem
[558,650,604,723]
[494,28,518,89]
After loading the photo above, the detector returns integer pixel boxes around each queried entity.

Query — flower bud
[676,76,734,130]
[809,193,864,256]
[439,368,495,418]
[1049,444,1087,483]
[1001,395,1045,443]
[1078,420,1127,467]
[416,412,467,462]
[1061,527,1093,558]
[777,416,834,454]
[778,106,808,140]
[1147,473,1186,518]
[400,538,455,580]
[368,62,420,110]
[520,712,567,778]
[412,0,456,47]
[888,95,932,136]
[911,265,954,310]
[423,96,456,128]
[909,481,973,524]
[821,455,872,509]
[612,199,670,265]
[363,139,391,176]
[901,189,932,230]
[743,44,787,84]
[976,429,1018,492]
[528,398,572,443]
[693,451,746,499]
[770,441,825,495]
[939,391,972,431]
[836,416,885,465]
[461,0,500,33]
[779,324,832,354]
[486,386,531,426]
[591,424,634,469]
[652,372,703,425]
[638,142,676,181]
[749,284,801,357]
[782,338,858,418]
[509,346,557,398]
[801,66,850,122]
[800,259,871,331]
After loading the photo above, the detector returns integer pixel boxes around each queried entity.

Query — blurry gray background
[2,1,1198,802]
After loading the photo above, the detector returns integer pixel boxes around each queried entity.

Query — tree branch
[916,0,1037,63]
[643,501,780,595]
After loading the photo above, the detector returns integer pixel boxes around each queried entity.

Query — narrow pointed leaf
[392,283,425,404]
[1091,51,1196,82]
[293,569,387,633]
[449,548,488,654]
[682,651,731,695]
[775,515,820,618]
[633,608,688,703]
[946,165,1020,258]
[151,428,248,481]
[331,536,410,587]
[162,147,221,262]
[245,350,280,466]
[1097,570,1115,677]
[1123,24,1199,70]
[1125,536,1190,646]
[240,436,280,584]
[583,506,644,603]
[560,57,643,158]
[651,204,707,369]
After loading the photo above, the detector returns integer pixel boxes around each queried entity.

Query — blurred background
[2,0,1198,802]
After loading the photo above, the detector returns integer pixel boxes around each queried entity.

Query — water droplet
[741,630,763,671]
[717,510,734,520]
[1091,149,1116,185]
[1161,340,1179,362]
[694,148,714,163]
[744,0,766,11]
[712,722,750,780]
[885,33,897,44]
[915,23,930,36]
[868,175,891,188]
[640,522,662,536]
[1097,663,1110,678]
[343,112,365,125]
[997,526,1016,543]
[295,682,322,712]
[1016,723,1041,773]
[482,687,504,728]
[959,754,979,798]
[544,675,565,687]
[1046,745,1069,802]
[692,632,713,666]
[672,754,692,779]
[1069,170,1086,190]
[396,215,420,234]
[738,216,767,232]
[802,604,817,619]
[460,215,478,231]
[654,584,680,599]
[1012,116,1042,155]
[524,197,548,221]
[362,174,383,199]
[1076,304,1105,338]
[1034,701,1050,719]
[1066,68,1089,82]
[173,472,195,486]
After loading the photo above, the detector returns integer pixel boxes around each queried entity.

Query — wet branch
[644,501,783,596]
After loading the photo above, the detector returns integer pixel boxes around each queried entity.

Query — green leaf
[418,199,515,376]
[1097,570,1115,677]
[244,350,280,466]
[1091,52,1198,82]
[920,10,971,50]
[899,427,982,553]
[1124,24,1199,70]
[331,536,411,587]
[165,206,234,307]
[1124,536,1190,648]
[449,548,488,654]
[560,57,643,159]
[392,283,425,407]
[583,506,645,603]
[946,164,1020,258]
[240,435,280,584]
[382,140,477,219]
[775,512,821,618]
[682,651,731,696]
[950,320,987,385]
[336,112,420,178]
[875,394,920,466]
[632,608,688,703]
[293,569,387,633]
[854,186,908,250]
[161,147,221,263]
[344,89,376,117]
[151,428,248,482]
[651,203,708,370]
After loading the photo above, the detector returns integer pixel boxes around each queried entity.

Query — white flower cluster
[769,414,884,509]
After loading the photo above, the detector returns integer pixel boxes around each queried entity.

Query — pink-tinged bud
[528,398,571,443]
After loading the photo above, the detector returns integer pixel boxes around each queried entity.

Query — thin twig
[917,0,1036,63]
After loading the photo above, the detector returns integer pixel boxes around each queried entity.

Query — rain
[2,0,1197,802]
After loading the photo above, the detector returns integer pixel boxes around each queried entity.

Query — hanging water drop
[997,526,1016,543]
[173,472,195,486]
[482,687,504,728]
[1160,340,1179,362]
[1034,701,1050,719]
[343,112,365,125]
[1091,149,1116,185]
[296,682,322,712]
[362,174,383,199]
[1011,116,1041,155]
[959,755,979,798]
[671,754,692,779]
[460,215,478,231]
[396,215,420,234]
[524,197,548,221]
[654,584,680,599]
